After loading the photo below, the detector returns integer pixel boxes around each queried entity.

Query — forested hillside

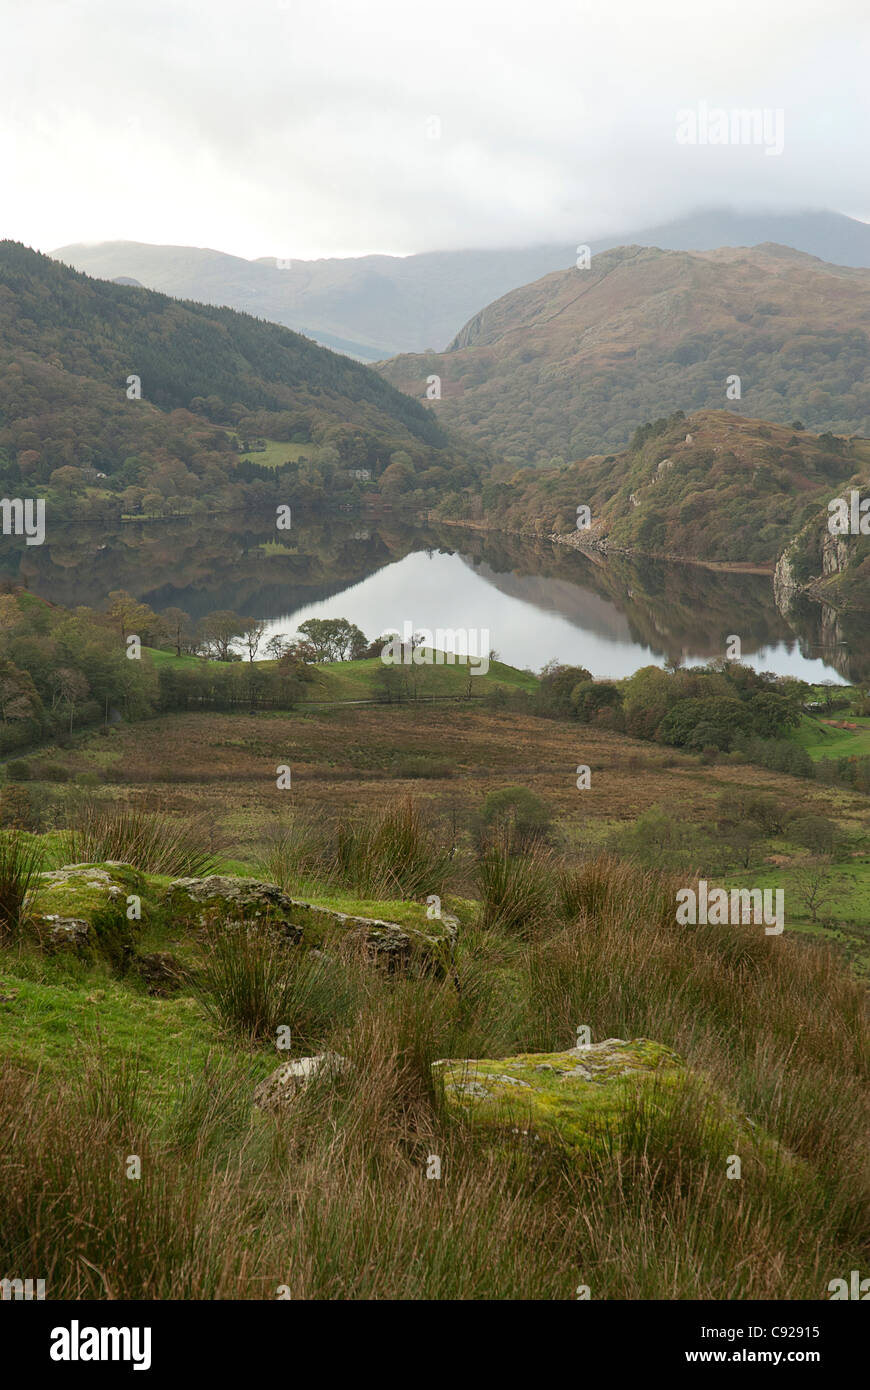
[0,242,483,521]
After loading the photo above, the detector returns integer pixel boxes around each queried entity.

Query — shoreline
[430,515,776,576]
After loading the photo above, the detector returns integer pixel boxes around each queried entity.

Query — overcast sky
[2,0,868,260]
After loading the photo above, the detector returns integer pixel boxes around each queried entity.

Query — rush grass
[1,851,867,1300]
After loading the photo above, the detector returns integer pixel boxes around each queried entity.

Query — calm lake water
[260,545,843,682]
[6,514,861,682]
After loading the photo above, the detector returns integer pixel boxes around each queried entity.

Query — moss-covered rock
[433,1038,777,1166]
[38,916,92,952]
[25,863,456,975]
[166,875,456,971]
[29,862,148,926]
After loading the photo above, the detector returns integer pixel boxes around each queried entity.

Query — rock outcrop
[25,864,457,975]
[433,1037,792,1172]
[29,863,145,945]
[254,1052,351,1110]
[167,875,456,971]
[434,1038,683,1153]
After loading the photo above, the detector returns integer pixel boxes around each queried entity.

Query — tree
[379,458,414,493]
[789,815,840,857]
[0,658,41,723]
[200,611,245,662]
[537,663,593,717]
[265,633,292,661]
[105,590,160,645]
[0,595,22,636]
[240,618,267,663]
[297,618,368,662]
[49,666,89,734]
[479,785,552,852]
[749,691,801,738]
[792,859,840,924]
[158,607,192,657]
[49,465,85,495]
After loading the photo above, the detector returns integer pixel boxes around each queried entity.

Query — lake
[7,513,862,682]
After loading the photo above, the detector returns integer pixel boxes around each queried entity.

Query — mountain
[591,208,870,269]
[0,241,481,523]
[478,408,870,568]
[379,244,870,463]
[51,240,574,361]
[51,209,870,361]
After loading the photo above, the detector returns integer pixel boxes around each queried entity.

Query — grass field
[796,712,870,761]
[20,701,870,947]
[728,858,870,976]
[233,438,313,469]
[141,648,540,701]
[3,686,869,1300]
[142,647,203,670]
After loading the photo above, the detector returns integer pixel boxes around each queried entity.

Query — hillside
[479,409,870,567]
[0,242,483,518]
[52,209,870,361]
[378,244,870,463]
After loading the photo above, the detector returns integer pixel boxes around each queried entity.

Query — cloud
[2,0,868,257]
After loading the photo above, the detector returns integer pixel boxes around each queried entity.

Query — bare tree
[792,858,840,924]
[241,618,267,663]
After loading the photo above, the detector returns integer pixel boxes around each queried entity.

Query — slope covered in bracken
[379,244,870,463]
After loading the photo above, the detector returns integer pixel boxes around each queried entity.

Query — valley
[1,80,868,1315]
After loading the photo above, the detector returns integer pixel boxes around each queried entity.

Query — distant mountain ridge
[52,208,870,360]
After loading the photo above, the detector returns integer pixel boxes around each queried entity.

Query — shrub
[62,800,217,877]
[5,760,31,782]
[197,925,359,1048]
[478,785,552,852]
[788,814,840,857]
[474,837,554,936]
[0,785,46,832]
[37,762,70,783]
[258,813,328,894]
[331,797,452,899]
[0,830,44,939]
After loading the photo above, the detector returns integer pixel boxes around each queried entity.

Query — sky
[2,0,869,261]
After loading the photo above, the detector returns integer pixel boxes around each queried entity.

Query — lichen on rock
[435,1038,688,1157]
[29,862,147,927]
[254,1052,351,1110]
